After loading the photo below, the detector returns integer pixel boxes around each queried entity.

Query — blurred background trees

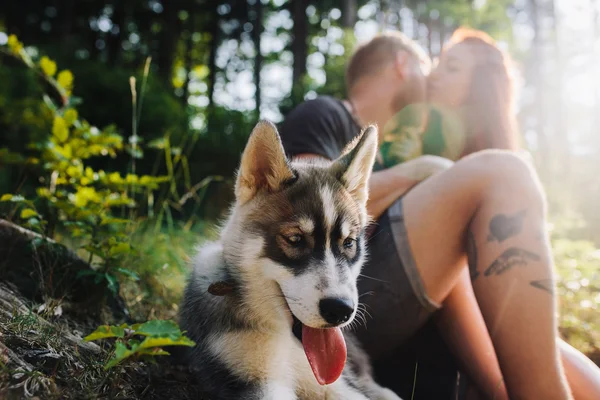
[1,0,599,246]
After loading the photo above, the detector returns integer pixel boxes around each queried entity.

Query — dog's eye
[286,234,304,246]
[343,238,356,249]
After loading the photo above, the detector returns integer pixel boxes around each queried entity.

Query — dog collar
[207,281,235,296]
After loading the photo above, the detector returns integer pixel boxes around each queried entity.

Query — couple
[279,28,600,399]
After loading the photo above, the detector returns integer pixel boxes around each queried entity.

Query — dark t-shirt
[278,95,360,161]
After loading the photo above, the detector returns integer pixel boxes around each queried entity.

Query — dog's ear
[235,120,295,205]
[331,125,378,207]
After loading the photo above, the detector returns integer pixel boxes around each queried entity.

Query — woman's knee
[458,150,546,207]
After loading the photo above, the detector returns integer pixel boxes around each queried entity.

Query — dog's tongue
[301,325,347,385]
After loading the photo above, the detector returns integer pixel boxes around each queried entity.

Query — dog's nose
[319,298,354,325]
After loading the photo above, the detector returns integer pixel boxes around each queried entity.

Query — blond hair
[345,31,430,94]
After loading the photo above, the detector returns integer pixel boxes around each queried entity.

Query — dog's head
[225,120,377,333]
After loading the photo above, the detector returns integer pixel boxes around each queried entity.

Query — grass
[553,238,600,362]
[0,285,112,399]
[118,218,218,321]
[0,280,208,399]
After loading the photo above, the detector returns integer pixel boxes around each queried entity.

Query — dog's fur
[180,121,401,400]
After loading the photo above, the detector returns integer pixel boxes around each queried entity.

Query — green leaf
[20,208,38,219]
[109,242,131,257]
[76,269,102,280]
[126,146,144,159]
[105,341,135,369]
[137,348,171,357]
[26,217,40,228]
[1,194,25,202]
[100,217,131,226]
[81,245,105,259]
[52,115,69,142]
[30,237,46,248]
[137,335,195,350]
[63,108,78,126]
[105,273,119,295]
[84,324,126,341]
[135,320,182,338]
[115,267,140,281]
[147,137,166,149]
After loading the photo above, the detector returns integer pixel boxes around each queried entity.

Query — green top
[378,104,467,169]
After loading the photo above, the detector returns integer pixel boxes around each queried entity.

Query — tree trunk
[528,0,548,167]
[342,0,357,28]
[107,0,125,66]
[182,4,200,104]
[156,2,180,84]
[252,0,264,120]
[207,10,220,111]
[60,0,76,52]
[291,0,309,103]
[548,0,567,176]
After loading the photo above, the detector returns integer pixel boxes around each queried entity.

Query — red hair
[446,27,519,156]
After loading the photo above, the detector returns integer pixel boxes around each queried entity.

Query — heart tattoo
[487,210,527,243]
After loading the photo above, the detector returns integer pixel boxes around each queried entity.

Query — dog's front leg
[324,379,369,400]
[259,381,297,400]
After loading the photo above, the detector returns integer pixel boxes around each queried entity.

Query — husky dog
[180,120,401,400]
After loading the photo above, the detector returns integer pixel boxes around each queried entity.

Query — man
[278,31,572,400]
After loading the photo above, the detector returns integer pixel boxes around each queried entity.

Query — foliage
[0,35,175,298]
[553,237,600,355]
[84,320,195,369]
[68,60,189,148]
[318,28,357,99]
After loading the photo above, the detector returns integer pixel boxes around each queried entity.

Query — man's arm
[366,167,420,220]
[295,153,452,220]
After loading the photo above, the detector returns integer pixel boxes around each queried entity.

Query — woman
[423,27,600,400]
[427,28,519,157]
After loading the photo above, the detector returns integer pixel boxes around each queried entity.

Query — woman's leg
[400,150,570,399]
[436,267,508,400]
[438,265,600,400]
[560,340,600,400]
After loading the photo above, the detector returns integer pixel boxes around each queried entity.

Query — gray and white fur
[179,120,401,400]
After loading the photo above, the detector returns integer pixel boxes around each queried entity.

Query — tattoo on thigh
[530,279,554,295]
[467,230,479,281]
[487,210,527,243]
[484,247,541,276]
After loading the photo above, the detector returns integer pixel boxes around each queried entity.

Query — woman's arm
[436,267,509,400]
